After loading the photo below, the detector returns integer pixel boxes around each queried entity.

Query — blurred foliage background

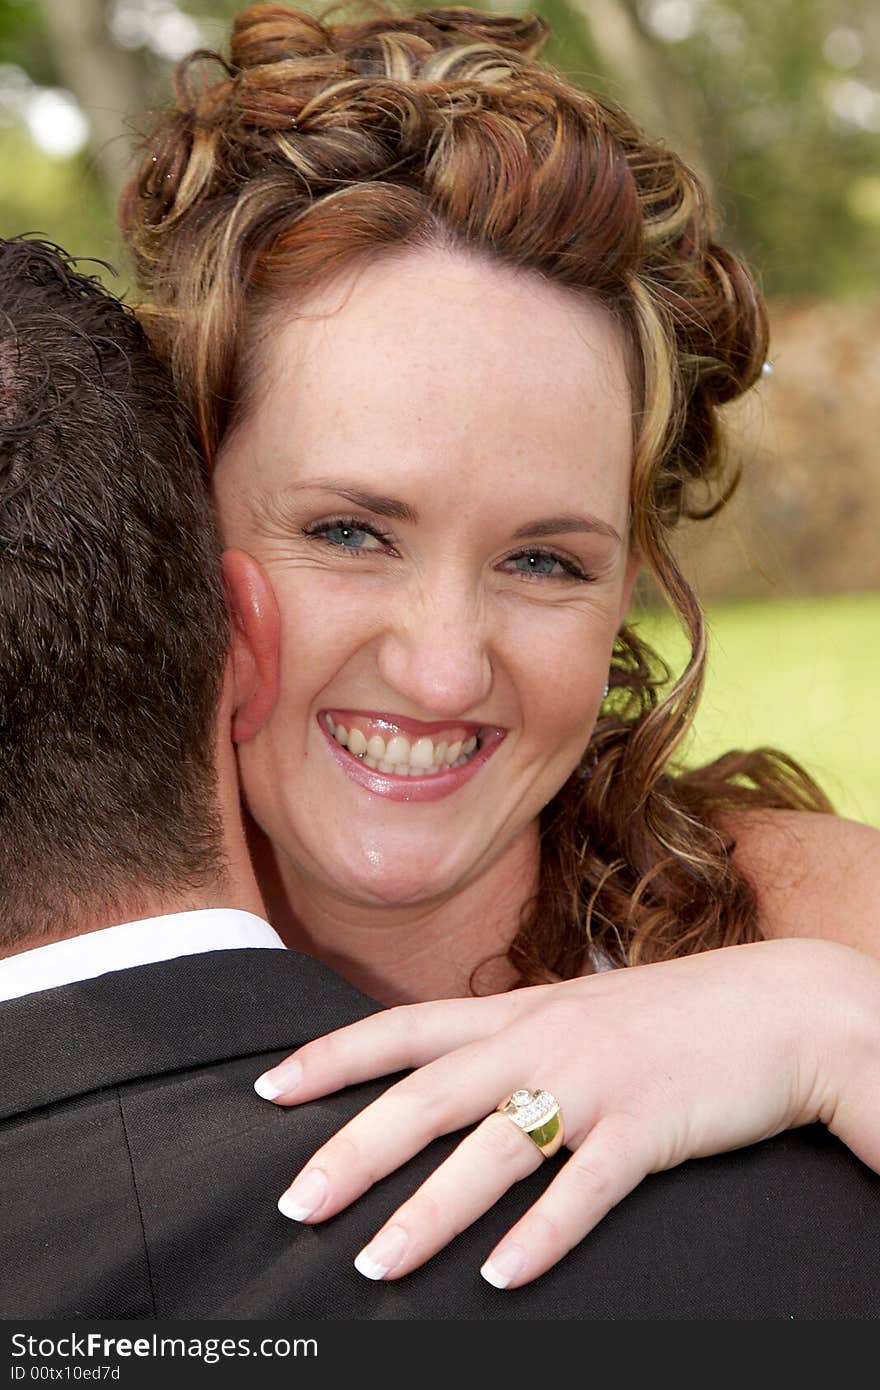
[1,0,878,823]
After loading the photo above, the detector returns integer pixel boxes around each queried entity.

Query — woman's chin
[317,854,469,912]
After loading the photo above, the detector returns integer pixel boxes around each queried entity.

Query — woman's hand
[254,937,880,1288]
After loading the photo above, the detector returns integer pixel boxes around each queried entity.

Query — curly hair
[120,3,830,983]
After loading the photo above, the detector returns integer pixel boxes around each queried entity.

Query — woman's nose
[374,582,493,718]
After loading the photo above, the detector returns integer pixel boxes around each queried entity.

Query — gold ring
[496,1088,564,1158]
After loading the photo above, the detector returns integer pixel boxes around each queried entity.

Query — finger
[275,1024,549,1223]
[352,1112,545,1281]
[255,988,541,1104]
[478,1115,653,1289]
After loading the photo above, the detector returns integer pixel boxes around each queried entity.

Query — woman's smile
[320,709,507,802]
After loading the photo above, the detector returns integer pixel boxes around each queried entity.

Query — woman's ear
[221,549,280,744]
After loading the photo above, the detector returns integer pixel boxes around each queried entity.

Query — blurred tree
[556,0,713,178]
[2,2,110,273]
[619,0,880,297]
[34,0,152,198]
[0,0,50,81]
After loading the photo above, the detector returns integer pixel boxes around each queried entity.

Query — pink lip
[323,709,483,741]
[317,711,506,803]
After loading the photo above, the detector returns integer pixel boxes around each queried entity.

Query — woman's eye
[502,551,584,580]
[308,521,387,552]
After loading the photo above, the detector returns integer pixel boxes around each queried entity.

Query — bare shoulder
[722,809,880,952]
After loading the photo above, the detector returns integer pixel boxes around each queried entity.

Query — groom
[0,235,877,1321]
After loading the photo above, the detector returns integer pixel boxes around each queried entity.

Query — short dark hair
[0,237,229,947]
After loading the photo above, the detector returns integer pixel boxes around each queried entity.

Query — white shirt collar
[0,908,285,1003]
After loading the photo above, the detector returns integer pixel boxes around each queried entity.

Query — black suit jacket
[1,947,878,1319]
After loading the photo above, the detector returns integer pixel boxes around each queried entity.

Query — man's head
[0,237,231,948]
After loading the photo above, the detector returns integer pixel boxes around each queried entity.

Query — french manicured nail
[480,1243,527,1289]
[354,1225,409,1280]
[254,1058,303,1101]
[277,1168,329,1222]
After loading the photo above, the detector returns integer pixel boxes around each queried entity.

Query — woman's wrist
[759,935,880,1130]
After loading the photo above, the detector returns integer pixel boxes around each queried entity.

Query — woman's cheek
[274,570,372,689]
[508,600,617,737]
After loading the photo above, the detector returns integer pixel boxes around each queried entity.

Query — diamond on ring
[496,1087,564,1158]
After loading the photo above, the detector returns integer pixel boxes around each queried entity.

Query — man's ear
[221,549,280,744]
[618,550,641,626]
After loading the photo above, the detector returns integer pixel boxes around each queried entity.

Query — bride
[120,2,880,1289]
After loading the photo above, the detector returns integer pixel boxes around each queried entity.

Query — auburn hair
[120,3,830,983]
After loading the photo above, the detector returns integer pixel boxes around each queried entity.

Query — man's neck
[0,877,267,961]
[1,689,267,961]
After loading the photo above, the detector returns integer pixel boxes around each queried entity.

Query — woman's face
[214,247,638,911]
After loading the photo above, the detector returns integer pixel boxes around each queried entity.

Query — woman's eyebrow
[512,515,623,543]
[283,481,418,524]
[280,482,620,543]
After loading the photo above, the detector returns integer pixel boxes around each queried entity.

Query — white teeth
[328,719,483,777]
[410,736,435,769]
[385,734,411,764]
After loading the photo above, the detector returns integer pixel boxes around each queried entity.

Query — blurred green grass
[635,592,880,829]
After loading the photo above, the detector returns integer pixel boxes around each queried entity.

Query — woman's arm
[257,933,880,1288]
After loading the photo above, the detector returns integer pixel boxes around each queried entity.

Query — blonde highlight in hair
[121,3,830,984]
